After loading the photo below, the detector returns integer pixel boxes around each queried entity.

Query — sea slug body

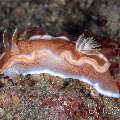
[0,29,120,98]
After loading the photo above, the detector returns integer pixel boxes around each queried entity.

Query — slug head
[0,29,19,73]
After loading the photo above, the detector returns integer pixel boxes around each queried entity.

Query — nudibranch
[0,29,120,98]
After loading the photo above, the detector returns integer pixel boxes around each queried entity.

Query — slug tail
[94,81,120,98]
